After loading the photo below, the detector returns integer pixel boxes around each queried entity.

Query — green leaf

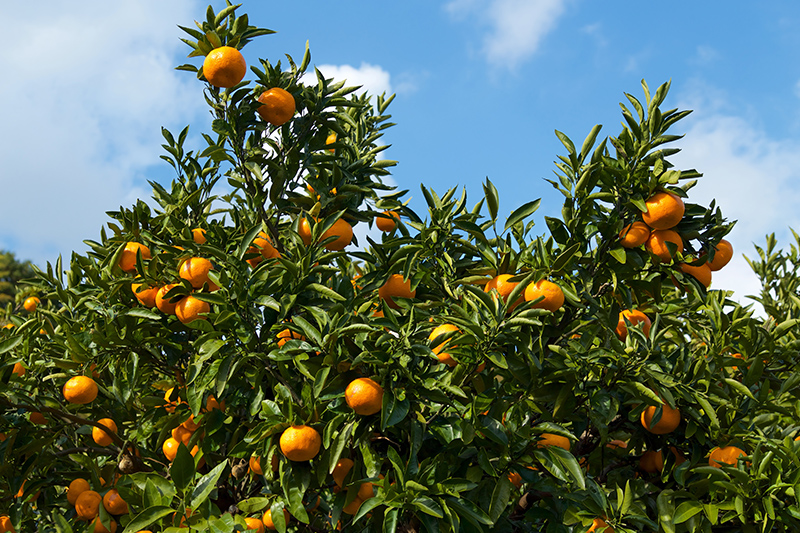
[504,199,541,232]
[483,178,499,222]
[414,496,444,518]
[190,461,227,509]
[0,334,22,355]
[609,247,627,264]
[237,497,271,514]
[306,283,345,302]
[170,444,196,491]
[551,242,582,272]
[121,506,175,533]
[673,500,703,524]
[383,508,399,533]
[657,490,676,533]
[489,476,513,522]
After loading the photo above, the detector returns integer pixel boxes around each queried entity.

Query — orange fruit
[249,455,264,475]
[537,433,570,450]
[205,395,225,412]
[342,496,363,515]
[326,132,337,152]
[191,228,207,244]
[63,375,99,404]
[172,425,193,445]
[262,509,290,530]
[163,387,182,413]
[642,191,685,230]
[708,239,733,271]
[131,283,158,307]
[638,450,664,473]
[102,488,129,515]
[175,295,211,324]
[22,296,40,312]
[588,518,614,532]
[155,284,180,315]
[93,418,118,446]
[0,516,15,533]
[253,231,281,260]
[376,211,399,232]
[484,274,518,302]
[615,309,651,340]
[245,517,266,532]
[678,262,712,288]
[280,425,322,462]
[119,242,151,273]
[181,414,201,432]
[670,446,687,466]
[162,438,181,462]
[606,439,628,450]
[67,478,91,505]
[709,445,746,468]
[11,363,25,377]
[640,402,681,434]
[179,257,217,290]
[378,274,416,309]
[203,46,246,88]
[321,219,354,251]
[429,324,459,367]
[332,458,354,487]
[75,489,103,520]
[524,279,564,312]
[257,88,296,126]
[298,218,313,245]
[91,517,117,533]
[508,471,523,489]
[29,411,46,424]
[618,221,650,248]
[345,377,384,415]
[646,229,683,262]
[276,328,305,347]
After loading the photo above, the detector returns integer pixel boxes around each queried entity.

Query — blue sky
[3,1,800,308]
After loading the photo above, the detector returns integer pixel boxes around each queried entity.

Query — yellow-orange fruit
[615,309,651,340]
[429,324,459,367]
[131,283,158,307]
[175,295,211,324]
[244,517,265,532]
[376,211,399,232]
[191,228,207,244]
[619,221,650,248]
[378,274,416,309]
[345,378,384,415]
[67,478,91,505]
[638,450,664,473]
[203,46,246,88]
[23,296,40,313]
[102,488,129,515]
[92,418,117,446]
[179,257,216,290]
[709,445,746,468]
[75,490,103,520]
[249,455,264,475]
[63,375,99,404]
[524,279,564,312]
[279,425,322,462]
[678,262,712,288]
[642,191,685,230]
[257,88,296,126]
[646,229,683,263]
[118,242,151,273]
[708,239,733,271]
[332,458,354,487]
[640,403,681,434]
[262,509,291,530]
[536,433,570,450]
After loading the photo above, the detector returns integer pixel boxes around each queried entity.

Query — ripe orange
[155,284,180,315]
[103,489,129,515]
[508,471,523,489]
[378,274,416,309]
[280,425,322,462]
[298,218,313,245]
[618,221,650,248]
[640,402,681,434]
[29,411,46,424]
[119,242,151,273]
[191,228,207,244]
[638,450,664,473]
[484,274,518,302]
[709,445,746,468]
[0,516,15,533]
[249,455,264,475]
[321,219,354,251]
[276,328,305,347]
[345,377,384,415]
[75,489,103,520]
[326,132,337,151]
[245,517,265,532]
[642,191,685,230]
[615,309,651,340]
[93,418,118,446]
[67,478,91,505]
[162,438,180,462]
[332,458,354,487]
[172,425,193,445]
[646,229,683,263]
[588,518,614,532]
[429,324,459,367]
[131,283,158,307]
[63,375,99,404]
[257,88,296,126]
[203,46,246,88]
[205,394,225,412]
[91,517,117,533]
[175,295,211,324]
[537,433,570,450]
[376,211,399,232]
[181,414,201,432]
[11,363,25,377]
[342,496,363,515]
[179,257,217,290]
[708,239,733,271]
[524,279,564,312]
[253,231,281,260]
[678,262,712,288]
[262,509,291,530]
[163,387,182,413]
[22,296,40,313]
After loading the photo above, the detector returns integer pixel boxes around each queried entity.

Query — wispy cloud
[445,0,569,70]
[671,83,800,307]
[0,1,203,266]
[304,63,393,97]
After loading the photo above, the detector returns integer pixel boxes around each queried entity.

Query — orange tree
[2,4,800,532]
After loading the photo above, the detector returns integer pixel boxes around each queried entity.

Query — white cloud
[304,63,393,97]
[445,0,568,70]
[0,1,203,266]
[670,85,800,310]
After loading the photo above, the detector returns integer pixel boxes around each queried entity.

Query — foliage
[2,4,799,533]
[0,251,35,315]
